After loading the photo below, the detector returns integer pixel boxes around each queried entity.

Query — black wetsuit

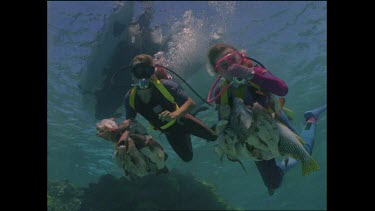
[124,79,217,162]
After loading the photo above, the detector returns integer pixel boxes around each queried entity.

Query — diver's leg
[277,105,326,171]
[182,114,218,141]
[255,159,284,196]
[165,129,193,162]
[301,104,326,153]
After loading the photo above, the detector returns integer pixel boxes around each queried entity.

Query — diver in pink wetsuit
[206,43,326,195]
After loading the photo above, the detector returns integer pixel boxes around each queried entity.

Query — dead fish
[219,97,320,176]
[96,118,119,141]
[96,118,168,177]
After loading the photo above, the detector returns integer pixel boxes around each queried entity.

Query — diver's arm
[250,66,288,96]
[117,119,133,133]
[159,98,196,121]
[224,64,288,96]
[173,97,196,118]
[159,80,196,121]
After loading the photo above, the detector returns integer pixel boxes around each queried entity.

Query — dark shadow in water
[47,169,234,211]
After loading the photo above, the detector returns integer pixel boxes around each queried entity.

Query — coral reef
[47,180,83,211]
[48,169,235,211]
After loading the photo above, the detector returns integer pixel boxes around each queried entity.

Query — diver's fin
[304,105,327,120]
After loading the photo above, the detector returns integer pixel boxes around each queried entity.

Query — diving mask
[131,62,156,79]
[215,51,247,74]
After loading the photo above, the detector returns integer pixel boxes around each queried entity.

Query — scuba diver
[116,54,217,162]
[206,43,326,195]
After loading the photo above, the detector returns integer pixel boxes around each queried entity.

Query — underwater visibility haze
[47,1,327,210]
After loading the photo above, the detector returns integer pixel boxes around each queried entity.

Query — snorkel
[132,78,151,89]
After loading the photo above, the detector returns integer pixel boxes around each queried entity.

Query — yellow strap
[247,81,261,91]
[158,104,179,129]
[222,67,268,98]
[219,76,296,122]
[130,79,179,130]
[129,79,179,109]
[129,88,137,109]
[220,81,248,105]
[151,79,179,129]
[282,107,295,121]
[220,81,229,105]
[151,79,176,103]
[275,96,294,120]
[273,96,295,121]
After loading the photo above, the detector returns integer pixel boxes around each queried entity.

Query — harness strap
[129,88,137,109]
[129,79,179,130]
[220,81,230,105]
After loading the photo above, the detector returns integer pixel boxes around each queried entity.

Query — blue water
[48,1,327,210]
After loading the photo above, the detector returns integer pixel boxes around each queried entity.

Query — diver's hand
[118,130,130,147]
[223,64,255,81]
[119,119,132,129]
[158,110,178,122]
